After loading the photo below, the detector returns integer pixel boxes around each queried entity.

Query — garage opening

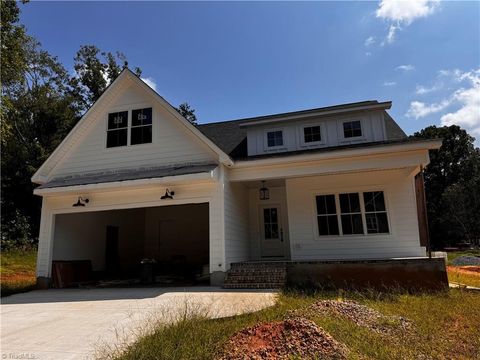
[51,203,209,287]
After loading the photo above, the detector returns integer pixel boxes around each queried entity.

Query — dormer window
[131,108,152,145]
[107,111,128,148]
[343,120,362,138]
[303,125,321,143]
[267,130,283,147]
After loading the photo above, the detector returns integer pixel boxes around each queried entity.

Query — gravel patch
[288,300,412,335]
[451,256,480,266]
[216,317,349,360]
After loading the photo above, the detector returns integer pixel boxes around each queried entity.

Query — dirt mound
[217,317,348,360]
[448,266,480,277]
[288,300,412,335]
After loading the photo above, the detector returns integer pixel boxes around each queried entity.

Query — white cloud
[440,70,480,137]
[406,100,450,119]
[407,68,480,139]
[376,0,440,44]
[396,64,415,72]
[383,81,396,86]
[141,77,157,91]
[416,84,440,95]
[364,36,376,47]
[365,51,372,57]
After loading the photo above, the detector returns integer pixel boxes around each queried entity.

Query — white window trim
[299,123,326,148]
[337,119,366,143]
[105,104,153,149]
[263,128,287,152]
[311,188,392,240]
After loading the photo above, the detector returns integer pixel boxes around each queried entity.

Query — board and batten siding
[50,82,217,178]
[224,169,250,267]
[286,169,425,260]
[247,110,387,156]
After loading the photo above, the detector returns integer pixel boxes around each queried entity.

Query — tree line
[1,1,479,250]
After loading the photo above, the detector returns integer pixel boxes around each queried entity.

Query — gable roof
[197,100,405,159]
[31,69,232,184]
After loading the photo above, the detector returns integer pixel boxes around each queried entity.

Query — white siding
[224,169,250,267]
[246,110,387,156]
[286,169,424,260]
[50,82,216,178]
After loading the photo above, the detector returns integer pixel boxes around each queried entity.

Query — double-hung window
[131,108,152,145]
[267,130,283,147]
[343,120,362,138]
[315,195,339,236]
[315,191,389,237]
[303,125,321,143]
[107,111,128,148]
[364,191,389,234]
[339,193,364,235]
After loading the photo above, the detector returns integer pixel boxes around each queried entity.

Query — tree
[413,125,480,248]
[176,102,197,124]
[71,45,141,111]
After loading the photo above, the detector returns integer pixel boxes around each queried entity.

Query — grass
[109,289,480,360]
[0,248,37,297]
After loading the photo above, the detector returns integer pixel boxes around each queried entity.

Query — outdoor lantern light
[72,196,89,207]
[259,180,270,200]
[160,188,175,200]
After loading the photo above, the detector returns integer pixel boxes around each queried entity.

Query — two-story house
[32,69,445,289]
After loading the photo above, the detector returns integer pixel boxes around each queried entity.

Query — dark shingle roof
[37,163,218,189]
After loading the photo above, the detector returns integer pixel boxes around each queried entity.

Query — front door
[260,205,285,258]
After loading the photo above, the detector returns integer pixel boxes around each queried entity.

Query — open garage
[51,203,209,286]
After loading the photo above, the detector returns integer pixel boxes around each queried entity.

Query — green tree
[176,102,197,124]
[413,125,480,248]
[71,45,141,111]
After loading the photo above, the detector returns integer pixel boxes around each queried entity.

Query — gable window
[267,130,283,147]
[315,195,339,236]
[107,111,128,148]
[363,191,389,234]
[315,191,389,237]
[304,125,321,143]
[343,120,362,138]
[131,108,152,145]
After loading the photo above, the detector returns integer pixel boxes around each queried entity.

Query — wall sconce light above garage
[72,196,89,207]
[160,188,175,200]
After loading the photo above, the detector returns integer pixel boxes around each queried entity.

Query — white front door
[259,205,285,258]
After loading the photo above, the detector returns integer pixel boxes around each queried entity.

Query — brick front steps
[223,262,287,289]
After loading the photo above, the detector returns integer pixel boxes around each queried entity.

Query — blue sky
[21,1,479,141]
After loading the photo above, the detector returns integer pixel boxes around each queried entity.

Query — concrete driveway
[1,287,277,360]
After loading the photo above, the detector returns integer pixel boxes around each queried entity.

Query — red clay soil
[447,266,480,277]
[216,318,348,360]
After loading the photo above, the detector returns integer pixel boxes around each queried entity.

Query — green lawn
[109,289,480,360]
[0,248,37,297]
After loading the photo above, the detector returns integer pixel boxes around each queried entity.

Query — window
[363,191,389,233]
[315,191,389,237]
[343,120,362,138]
[315,195,339,236]
[107,111,128,148]
[339,193,364,234]
[267,130,283,147]
[304,125,321,143]
[131,108,152,145]
[263,208,279,239]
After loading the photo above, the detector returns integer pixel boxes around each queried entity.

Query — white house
[32,69,442,287]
